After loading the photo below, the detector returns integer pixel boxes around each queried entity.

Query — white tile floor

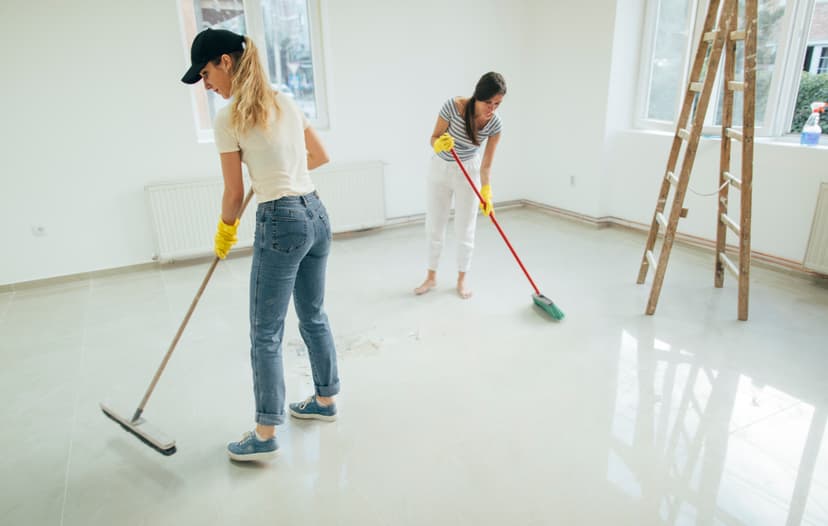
[2,207,827,526]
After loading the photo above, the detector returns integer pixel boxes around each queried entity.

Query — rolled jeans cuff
[256,411,286,426]
[316,381,340,398]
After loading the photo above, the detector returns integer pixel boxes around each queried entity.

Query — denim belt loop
[300,194,308,207]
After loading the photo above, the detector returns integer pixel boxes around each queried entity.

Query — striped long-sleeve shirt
[436,97,502,162]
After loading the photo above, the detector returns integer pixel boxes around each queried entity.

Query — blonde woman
[182,28,340,461]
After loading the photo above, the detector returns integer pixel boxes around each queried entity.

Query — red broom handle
[449,149,541,296]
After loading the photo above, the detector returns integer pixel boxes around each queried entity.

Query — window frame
[635,0,820,138]
[634,0,701,133]
[179,0,330,143]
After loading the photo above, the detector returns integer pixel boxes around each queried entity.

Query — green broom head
[533,294,565,320]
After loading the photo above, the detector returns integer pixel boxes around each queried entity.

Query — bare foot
[456,282,473,299]
[415,279,437,295]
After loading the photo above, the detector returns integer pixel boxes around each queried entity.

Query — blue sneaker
[226,431,279,461]
[289,395,337,421]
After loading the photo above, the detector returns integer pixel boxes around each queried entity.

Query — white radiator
[312,161,386,233]
[804,182,828,274]
[146,161,385,262]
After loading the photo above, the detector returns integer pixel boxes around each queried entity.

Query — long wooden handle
[132,188,255,422]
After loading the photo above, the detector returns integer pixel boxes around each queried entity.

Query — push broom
[449,149,565,320]
[100,188,255,455]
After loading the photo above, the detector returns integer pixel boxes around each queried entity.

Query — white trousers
[425,155,481,273]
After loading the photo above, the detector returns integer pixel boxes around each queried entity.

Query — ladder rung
[646,250,656,270]
[721,213,741,235]
[689,82,704,92]
[703,30,718,42]
[728,81,745,91]
[678,128,692,140]
[719,252,739,277]
[725,128,743,141]
[723,171,742,189]
[730,30,746,41]
[666,171,678,185]
[656,212,667,228]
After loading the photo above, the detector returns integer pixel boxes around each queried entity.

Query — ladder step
[730,30,746,41]
[656,212,667,228]
[725,128,743,141]
[719,252,740,277]
[703,30,719,42]
[689,82,704,92]
[728,81,745,91]
[646,250,656,270]
[721,213,741,235]
[666,171,678,185]
[678,127,692,140]
[723,171,742,189]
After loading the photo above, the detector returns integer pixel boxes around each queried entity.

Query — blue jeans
[249,192,340,426]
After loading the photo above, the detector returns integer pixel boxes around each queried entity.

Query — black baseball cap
[181,28,246,84]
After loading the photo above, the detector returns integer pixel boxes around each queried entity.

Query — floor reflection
[609,323,828,525]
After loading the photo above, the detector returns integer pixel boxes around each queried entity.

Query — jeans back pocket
[270,208,308,253]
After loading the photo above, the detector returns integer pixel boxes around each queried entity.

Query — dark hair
[464,72,507,146]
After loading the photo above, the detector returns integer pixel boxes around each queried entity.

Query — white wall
[605,133,828,262]
[519,0,828,265]
[317,0,530,217]
[3,0,826,285]
[520,0,620,218]
[2,0,224,285]
[1,0,528,285]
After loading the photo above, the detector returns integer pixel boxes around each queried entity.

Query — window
[640,0,696,122]
[180,0,328,141]
[637,0,828,137]
[791,0,828,133]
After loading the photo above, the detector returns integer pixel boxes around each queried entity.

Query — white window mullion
[767,0,815,135]
[676,0,704,127]
[307,0,329,128]
[634,0,663,127]
[242,0,270,77]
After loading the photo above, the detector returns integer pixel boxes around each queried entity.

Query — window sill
[626,128,828,149]
[755,134,828,149]
[197,129,214,144]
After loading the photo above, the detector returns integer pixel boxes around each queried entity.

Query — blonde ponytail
[227,37,279,134]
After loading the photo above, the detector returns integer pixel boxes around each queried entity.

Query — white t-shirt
[213,92,314,203]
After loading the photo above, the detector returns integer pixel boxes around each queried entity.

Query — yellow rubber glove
[433,133,455,154]
[214,218,239,259]
[479,184,493,216]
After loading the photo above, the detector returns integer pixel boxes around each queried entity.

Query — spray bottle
[800,102,826,146]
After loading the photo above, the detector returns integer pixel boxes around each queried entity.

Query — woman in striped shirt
[415,72,506,299]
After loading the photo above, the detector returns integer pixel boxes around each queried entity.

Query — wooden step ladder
[637,0,756,321]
